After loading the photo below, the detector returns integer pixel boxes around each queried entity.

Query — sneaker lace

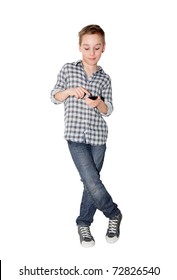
[108,219,118,234]
[80,227,92,239]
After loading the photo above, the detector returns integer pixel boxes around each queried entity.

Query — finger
[75,89,83,98]
[82,88,91,96]
[79,90,85,98]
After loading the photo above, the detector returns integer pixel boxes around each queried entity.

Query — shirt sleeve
[50,64,67,104]
[101,76,114,116]
[101,101,113,116]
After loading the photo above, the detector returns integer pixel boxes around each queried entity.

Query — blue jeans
[67,141,121,226]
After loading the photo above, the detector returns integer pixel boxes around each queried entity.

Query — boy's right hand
[67,87,90,99]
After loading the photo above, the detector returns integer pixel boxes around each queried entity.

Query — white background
[0,0,176,279]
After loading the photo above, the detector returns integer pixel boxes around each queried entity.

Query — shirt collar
[74,60,103,73]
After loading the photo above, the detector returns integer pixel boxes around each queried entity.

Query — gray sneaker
[106,213,122,243]
[78,226,95,247]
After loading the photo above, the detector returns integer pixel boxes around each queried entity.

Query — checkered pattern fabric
[51,60,113,145]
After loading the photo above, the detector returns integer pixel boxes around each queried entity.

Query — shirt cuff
[50,89,64,104]
[101,101,113,116]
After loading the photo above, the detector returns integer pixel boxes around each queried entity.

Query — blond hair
[78,24,105,45]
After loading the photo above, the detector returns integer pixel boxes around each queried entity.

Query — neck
[82,61,98,77]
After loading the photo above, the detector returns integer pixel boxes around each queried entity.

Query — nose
[89,49,95,56]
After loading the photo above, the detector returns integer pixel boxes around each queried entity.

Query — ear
[102,43,106,53]
[79,44,82,52]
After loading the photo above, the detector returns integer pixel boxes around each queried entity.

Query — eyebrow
[83,43,102,46]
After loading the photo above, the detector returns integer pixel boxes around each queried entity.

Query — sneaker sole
[105,235,119,244]
[81,240,95,248]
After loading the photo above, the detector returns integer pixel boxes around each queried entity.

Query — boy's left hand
[85,96,102,108]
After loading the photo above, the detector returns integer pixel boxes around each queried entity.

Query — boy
[51,24,122,247]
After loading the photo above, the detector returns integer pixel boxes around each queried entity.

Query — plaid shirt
[51,60,113,145]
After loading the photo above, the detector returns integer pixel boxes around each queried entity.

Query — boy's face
[79,34,105,66]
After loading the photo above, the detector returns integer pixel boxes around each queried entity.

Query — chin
[87,59,97,65]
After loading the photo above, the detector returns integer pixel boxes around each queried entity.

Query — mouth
[88,57,96,61]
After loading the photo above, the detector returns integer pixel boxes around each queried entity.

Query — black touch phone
[89,96,98,100]
[89,96,105,101]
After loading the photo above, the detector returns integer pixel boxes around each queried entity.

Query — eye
[95,48,100,51]
[84,48,89,51]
